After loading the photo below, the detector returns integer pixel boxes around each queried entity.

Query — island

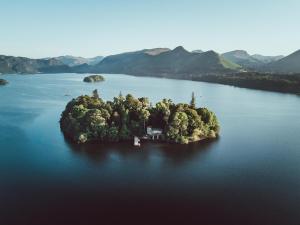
[83,74,105,83]
[0,79,8,86]
[60,90,220,144]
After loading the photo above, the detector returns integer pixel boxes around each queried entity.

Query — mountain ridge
[222,50,264,69]
[261,49,300,73]
[49,55,104,66]
[0,47,299,75]
[0,55,71,74]
[90,47,241,76]
[222,50,285,70]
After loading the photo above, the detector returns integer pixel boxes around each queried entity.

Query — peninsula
[60,91,220,144]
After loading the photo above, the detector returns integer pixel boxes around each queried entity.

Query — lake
[1,73,300,225]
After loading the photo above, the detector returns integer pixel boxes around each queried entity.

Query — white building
[146,126,163,140]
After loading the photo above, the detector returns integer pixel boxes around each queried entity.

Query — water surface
[1,73,300,225]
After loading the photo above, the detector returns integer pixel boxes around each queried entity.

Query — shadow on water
[63,135,219,166]
[156,138,219,164]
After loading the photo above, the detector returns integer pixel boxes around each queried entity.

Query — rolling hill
[222,50,264,69]
[1,47,299,78]
[251,54,284,64]
[90,46,241,76]
[51,55,104,66]
[222,50,284,70]
[262,50,300,73]
[0,55,71,74]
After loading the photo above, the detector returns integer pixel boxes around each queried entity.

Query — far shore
[2,72,299,95]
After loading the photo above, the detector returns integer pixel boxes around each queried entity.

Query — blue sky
[0,0,299,58]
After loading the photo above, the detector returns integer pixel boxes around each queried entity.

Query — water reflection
[157,138,219,164]
[64,136,219,166]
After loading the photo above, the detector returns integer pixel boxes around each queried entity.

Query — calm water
[1,73,300,225]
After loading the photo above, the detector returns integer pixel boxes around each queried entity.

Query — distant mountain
[0,55,71,74]
[262,50,300,73]
[143,48,170,55]
[251,54,284,64]
[222,50,263,69]
[192,50,204,54]
[52,55,104,66]
[222,50,285,70]
[87,56,104,65]
[89,46,241,76]
[1,47,298,77]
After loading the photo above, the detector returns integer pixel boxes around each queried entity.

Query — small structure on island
[146,126,163,140]
[134,136,141,147]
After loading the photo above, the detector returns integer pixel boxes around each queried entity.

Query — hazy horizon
[0,46,294,59]
[1,0,299,58]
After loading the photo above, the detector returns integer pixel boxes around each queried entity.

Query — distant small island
[83,75,104,83]
[60,90,220,144]
[0,79,8,86]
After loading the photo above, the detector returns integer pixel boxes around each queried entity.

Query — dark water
[1,73,300,225]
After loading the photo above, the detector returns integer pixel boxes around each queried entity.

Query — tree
[151,99,172,129]
[184,108,203,135]
[83,109,107,140]
[197,107,220,134]
[92,89,100,99]
[71,104,88,118]
[166,111,189,143]
[107,125,119,142]
[190,92,196,109]
[119,124,131,140]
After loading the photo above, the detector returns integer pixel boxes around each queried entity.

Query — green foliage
[72,104,88,118]
[119,124,131,140]
[107,126,119,142]
[60,92,220,144]
[184,108,203,134]
[190,92,196,109]
[149,99,172,129]
[197,108,220,134]
[92,89,100,99]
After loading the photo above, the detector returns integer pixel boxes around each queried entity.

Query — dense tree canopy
[60,91,220,144]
